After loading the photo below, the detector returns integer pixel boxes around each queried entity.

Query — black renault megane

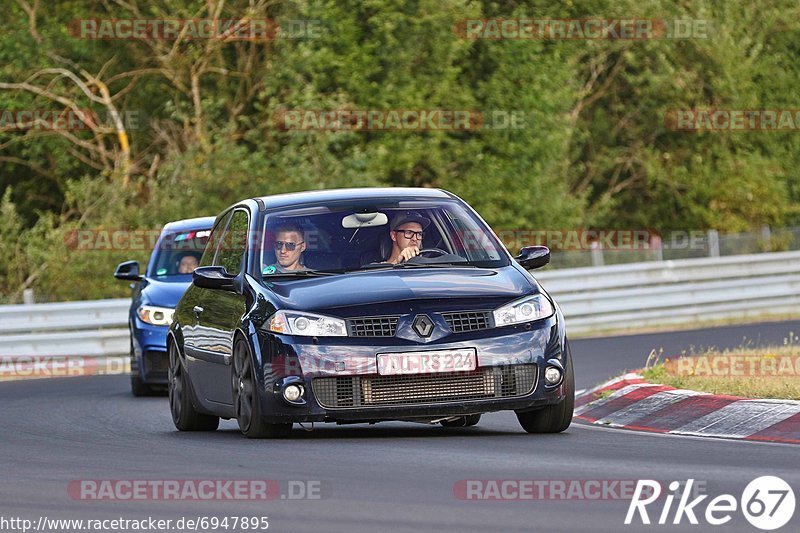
[168,188,573,438]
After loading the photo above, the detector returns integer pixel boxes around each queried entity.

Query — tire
[516,340,575,434]
[232,339,292,439]
[441,414,482,427]
[168,339,219,431]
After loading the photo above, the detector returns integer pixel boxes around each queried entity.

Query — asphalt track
[1,320,799,533]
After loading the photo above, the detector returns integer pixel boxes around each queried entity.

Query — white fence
[1,251,799,357]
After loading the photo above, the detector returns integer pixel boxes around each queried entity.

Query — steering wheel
[417,248,449,257]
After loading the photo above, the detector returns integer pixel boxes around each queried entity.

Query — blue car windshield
[259,199,510,276]
[150,229,211,278]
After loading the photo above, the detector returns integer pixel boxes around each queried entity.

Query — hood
[263,266,536,312]
[141,277,193,308]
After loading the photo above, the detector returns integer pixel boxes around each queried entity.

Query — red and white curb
[575,373,800,444]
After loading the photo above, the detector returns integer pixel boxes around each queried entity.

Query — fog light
[544,366,563,386]
[283,383,304,402]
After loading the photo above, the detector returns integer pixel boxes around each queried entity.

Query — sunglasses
[274,240,304,251]
[394,229,424,240]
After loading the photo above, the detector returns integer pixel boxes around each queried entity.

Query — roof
[254,187,453,210]
[162,216,216,231]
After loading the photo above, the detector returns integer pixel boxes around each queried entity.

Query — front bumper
[254,314,568,423]
[130,317,170,383]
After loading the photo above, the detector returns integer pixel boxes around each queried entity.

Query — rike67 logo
[626,476,795,530]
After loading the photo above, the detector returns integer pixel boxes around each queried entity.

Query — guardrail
[537,250,800,334]
[1,250,799,357]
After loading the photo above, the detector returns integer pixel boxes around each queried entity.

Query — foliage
[1,0,799,301]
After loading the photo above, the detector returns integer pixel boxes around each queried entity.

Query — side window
[199,212,233,267]
[215,209,249,275]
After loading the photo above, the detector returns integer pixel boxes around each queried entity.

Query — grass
[641,334,800,400]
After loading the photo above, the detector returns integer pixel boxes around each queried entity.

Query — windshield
[259,199,509,277]
[149,228,211,279]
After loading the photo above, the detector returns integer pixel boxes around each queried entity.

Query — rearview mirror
[193,266,236,291]
[342,211,388,228]
[515,246,550,270]
[114,260,143,281]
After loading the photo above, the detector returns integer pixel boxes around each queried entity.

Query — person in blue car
[177,254,199,274]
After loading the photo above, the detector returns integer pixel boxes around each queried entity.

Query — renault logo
[412,314,434,338]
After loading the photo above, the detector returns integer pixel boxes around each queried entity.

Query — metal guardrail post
[651,235,663,261]
[590,241,604,266]
[707,229,720,257]
[22,289,34,305]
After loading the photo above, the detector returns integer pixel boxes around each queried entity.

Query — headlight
[266,310,347,337]
[493,294,554,326]
[137,305,175,326]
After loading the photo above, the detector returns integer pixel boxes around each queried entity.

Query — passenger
[264,224,308,274]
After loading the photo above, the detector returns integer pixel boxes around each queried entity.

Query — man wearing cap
[386,211,430,264]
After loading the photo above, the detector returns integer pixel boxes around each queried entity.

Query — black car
[168,188,573,438]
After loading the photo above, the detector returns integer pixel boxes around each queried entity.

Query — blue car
[168,188,572,437]
[115,216,215,396]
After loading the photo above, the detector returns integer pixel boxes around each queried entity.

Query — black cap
[391,211,430,231]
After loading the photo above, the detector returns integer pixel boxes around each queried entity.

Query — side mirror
[515,246,550,270]
[193,266,235,291]
[114,260,143,281]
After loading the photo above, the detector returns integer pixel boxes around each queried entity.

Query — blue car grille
[442,311,493,333]
[313,365,537,408]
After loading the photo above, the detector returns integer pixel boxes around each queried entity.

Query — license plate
[376,348,477,376]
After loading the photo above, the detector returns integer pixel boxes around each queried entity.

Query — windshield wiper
[392,262,477,269]
[351,262,478,272]
[262,270,340,278]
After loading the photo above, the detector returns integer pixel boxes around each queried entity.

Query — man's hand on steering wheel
[393,246,421,263]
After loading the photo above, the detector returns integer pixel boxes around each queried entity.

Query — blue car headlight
[493,294,554,326]
[137,305,175,326]
[266,310,347,337]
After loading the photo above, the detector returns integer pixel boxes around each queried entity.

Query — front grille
[442,311,492,333]
[144,350,168,373]
[347,316,399,337]
[313,365,537,408]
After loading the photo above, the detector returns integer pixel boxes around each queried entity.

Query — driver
[178,254,199,274]
[386,211,430,264]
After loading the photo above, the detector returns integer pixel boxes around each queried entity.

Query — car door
[190,208,250,405]
[182,210,231,401]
